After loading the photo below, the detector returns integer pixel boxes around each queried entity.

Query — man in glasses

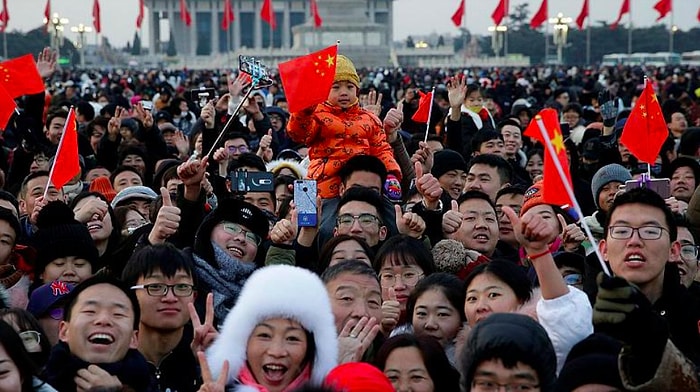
[27,280,75,346]
[669,218,700,290]
[122,244,203,392]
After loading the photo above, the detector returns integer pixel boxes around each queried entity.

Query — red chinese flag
[451,0,465,27]
[222,0,234,30]
[180,0,192,27]
[653,0,671,21]
[279,45,337,113]
[0,0,9,33]
[411,91,433,123]
[491,0,508,26]
[619,81,669,164]
[576,0,589,30]
[611,0,630,30]
[524,108,574,207]
[530,0,548,29]
[310,0,322,28]
[136,0,145,29]
[43,0,50,32]
[0,55,45,99]
[92,0,101,34]
[49,108,80,189]
[261,0,277,30]
[0,84,16,129]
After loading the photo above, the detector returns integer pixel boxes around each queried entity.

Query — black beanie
[555,334,625,391]
[32,201,100,276]
[431,149,467,179]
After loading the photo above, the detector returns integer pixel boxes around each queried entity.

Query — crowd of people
[0,44,699,391]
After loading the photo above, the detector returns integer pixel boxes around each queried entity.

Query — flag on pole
[180,0,192,27]
[575,0,589,30]
[524,108,574,207]
[279,45,337,113]
[530,0,548,29]
[619,80,668,164]
[491,0,508,26]
[451,0,465,28]
[611,0,630,30]
[411,91,433,123]
[136,0,145,29]
[0,0,9,32]
[48,107,80,190]
[0,85,16,129]
[222,0,234,30]
[43,0,50,33]
[0,55,45,98]
[310,0,322,28]
[653,0,672,21]
[92,0,101,34]
[261,0,277,30]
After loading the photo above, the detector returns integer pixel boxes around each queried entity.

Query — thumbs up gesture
[148,187,182,245]
[380,287,401,334]
[257,129,274,162]
[270,203,298,245]
[414,161,442,209]
[394,204,426,239]
[442,199,463,238]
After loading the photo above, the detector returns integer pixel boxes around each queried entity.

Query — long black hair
[0,319,39,392]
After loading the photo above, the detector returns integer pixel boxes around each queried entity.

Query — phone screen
[294,180,317,227]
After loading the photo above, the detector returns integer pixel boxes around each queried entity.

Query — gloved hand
[598,89,619,128]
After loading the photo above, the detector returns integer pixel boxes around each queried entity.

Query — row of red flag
[451,0,695,30]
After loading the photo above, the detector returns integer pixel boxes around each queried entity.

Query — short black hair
[338,155,388,187]
[464,259,532,304]
[563,102,583,116]
[63,275,141,330]
[46,108,69,128]
[604,188,677,241]
[457,190,496,212]
[318,235,374,273]
[496,185,526,202]
[19,171,50,200]
[406,272,466,323]
[121,243,197,287]
[497,118,522,132]
[336,186,385,224]
[321,259,379,285]
[472,130,504,153]
[109,165,144,186]
[468,154,513,185]
[0,190,19,213]
[373,235,435,276]
[227,152,267,172]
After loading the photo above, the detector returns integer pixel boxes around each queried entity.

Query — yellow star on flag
[325,54,335,68]
[551,128,565,154]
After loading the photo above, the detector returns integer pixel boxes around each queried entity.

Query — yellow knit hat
[334,55,360,87]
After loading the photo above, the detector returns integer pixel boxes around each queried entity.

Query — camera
[188,87,217,108]
[228,171,274,193]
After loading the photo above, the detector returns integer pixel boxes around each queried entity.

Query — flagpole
[669,1,674,53]
[535,116,612,276]
[423,87,435,143]
[585,12,590,65]
[627,1,632,55]
[44,107,74,198]
[544,0,549,64]
[268,0,273,52]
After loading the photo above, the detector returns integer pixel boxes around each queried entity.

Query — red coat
[287,101,401,198]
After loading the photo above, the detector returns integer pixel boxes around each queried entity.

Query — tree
[509,3,530,31]
[132,31,142,55]
[166,30,177,57]
[437,35,445,47]
[406,36,414,48]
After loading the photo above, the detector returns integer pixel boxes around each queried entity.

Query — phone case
[294,180,317,227]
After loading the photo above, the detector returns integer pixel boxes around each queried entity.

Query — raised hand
[561,220,586,252]
[270,205,298,245]
[107,114,121,141]
[410,141,434,174]
[178,156,208,187]
[36,47,57,79]
[362,90,383,117]
[148,187,181,245]
[201,100,216,129]
[189,293,219,355]
[380,287,400,334]
[442,200,463,237]
[501,206,560,254]
[383,104,403,134]
[30,196,48,226]
[173,130,190,157]
[197,351,229,392]
[228,72,251,98]
[447,74,468,109]
[75,365,122,392]
[215,93,231,113]
[414,161,442,209]
[73,197,108,224]
[257,129,273,161]
[395,204,426,239]
[337,316,380,364]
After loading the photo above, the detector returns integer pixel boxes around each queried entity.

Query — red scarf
[238,363,311,392]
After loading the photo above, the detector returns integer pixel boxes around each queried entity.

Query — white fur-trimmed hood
[207,265,338,388]
[266,159,308,179]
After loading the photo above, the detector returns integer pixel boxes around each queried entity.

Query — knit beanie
[334,55,360,87]
[325,362,394,392]
[88,176,117,202]
[32,201,100,276]
[520,180,547,216]
[591,164,631,209]
[431,149,467,179]
[555,334,624,391]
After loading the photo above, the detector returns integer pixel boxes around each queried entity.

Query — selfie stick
[535,116,612,276]
[423,87,436,143]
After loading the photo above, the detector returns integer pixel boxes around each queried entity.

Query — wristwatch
[421,199,443,212]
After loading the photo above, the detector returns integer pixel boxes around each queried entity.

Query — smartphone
[228,171,274,193]
[140,100,153,111]
[623,178,671,199]
[294,179,317,227]
[188,87,217,107]
[559,123,571,139]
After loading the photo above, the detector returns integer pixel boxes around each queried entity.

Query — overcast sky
[4,0,700,48]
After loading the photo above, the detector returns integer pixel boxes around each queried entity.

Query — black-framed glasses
[131,283,195,297]
[680,244,700,263]
[336,213,381,228]
[222,222,261,246]
[608,226,667,240]
[472,380,540,391]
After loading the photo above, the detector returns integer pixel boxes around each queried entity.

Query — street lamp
[549,13,572,65]
[487,25,508,58]
[44,13,69,59]
[71,23,93,68]
[670,25,678,53]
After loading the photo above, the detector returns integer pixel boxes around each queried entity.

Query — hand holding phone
[294,180,317,227]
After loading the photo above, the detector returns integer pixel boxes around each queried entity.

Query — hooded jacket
[206,265,338,392]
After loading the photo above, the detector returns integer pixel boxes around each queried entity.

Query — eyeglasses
[131,283,195,297]
[336,213,381,228]
[33,156,49,164]
[563,273,583,286]
[472,380,540,391]
[227,145,249,154]
[608,226,667,240]
[680,244,700,263]
[222,222,261,246]
[47,307,64,321]
[495,207,521,218]
[379,269,424,287]
[19,331,41,351]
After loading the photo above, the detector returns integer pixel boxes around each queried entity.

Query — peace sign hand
[189,293,219,356]
[197,351,229,392]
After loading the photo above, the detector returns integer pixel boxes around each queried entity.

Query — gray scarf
[192,242,256,325]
